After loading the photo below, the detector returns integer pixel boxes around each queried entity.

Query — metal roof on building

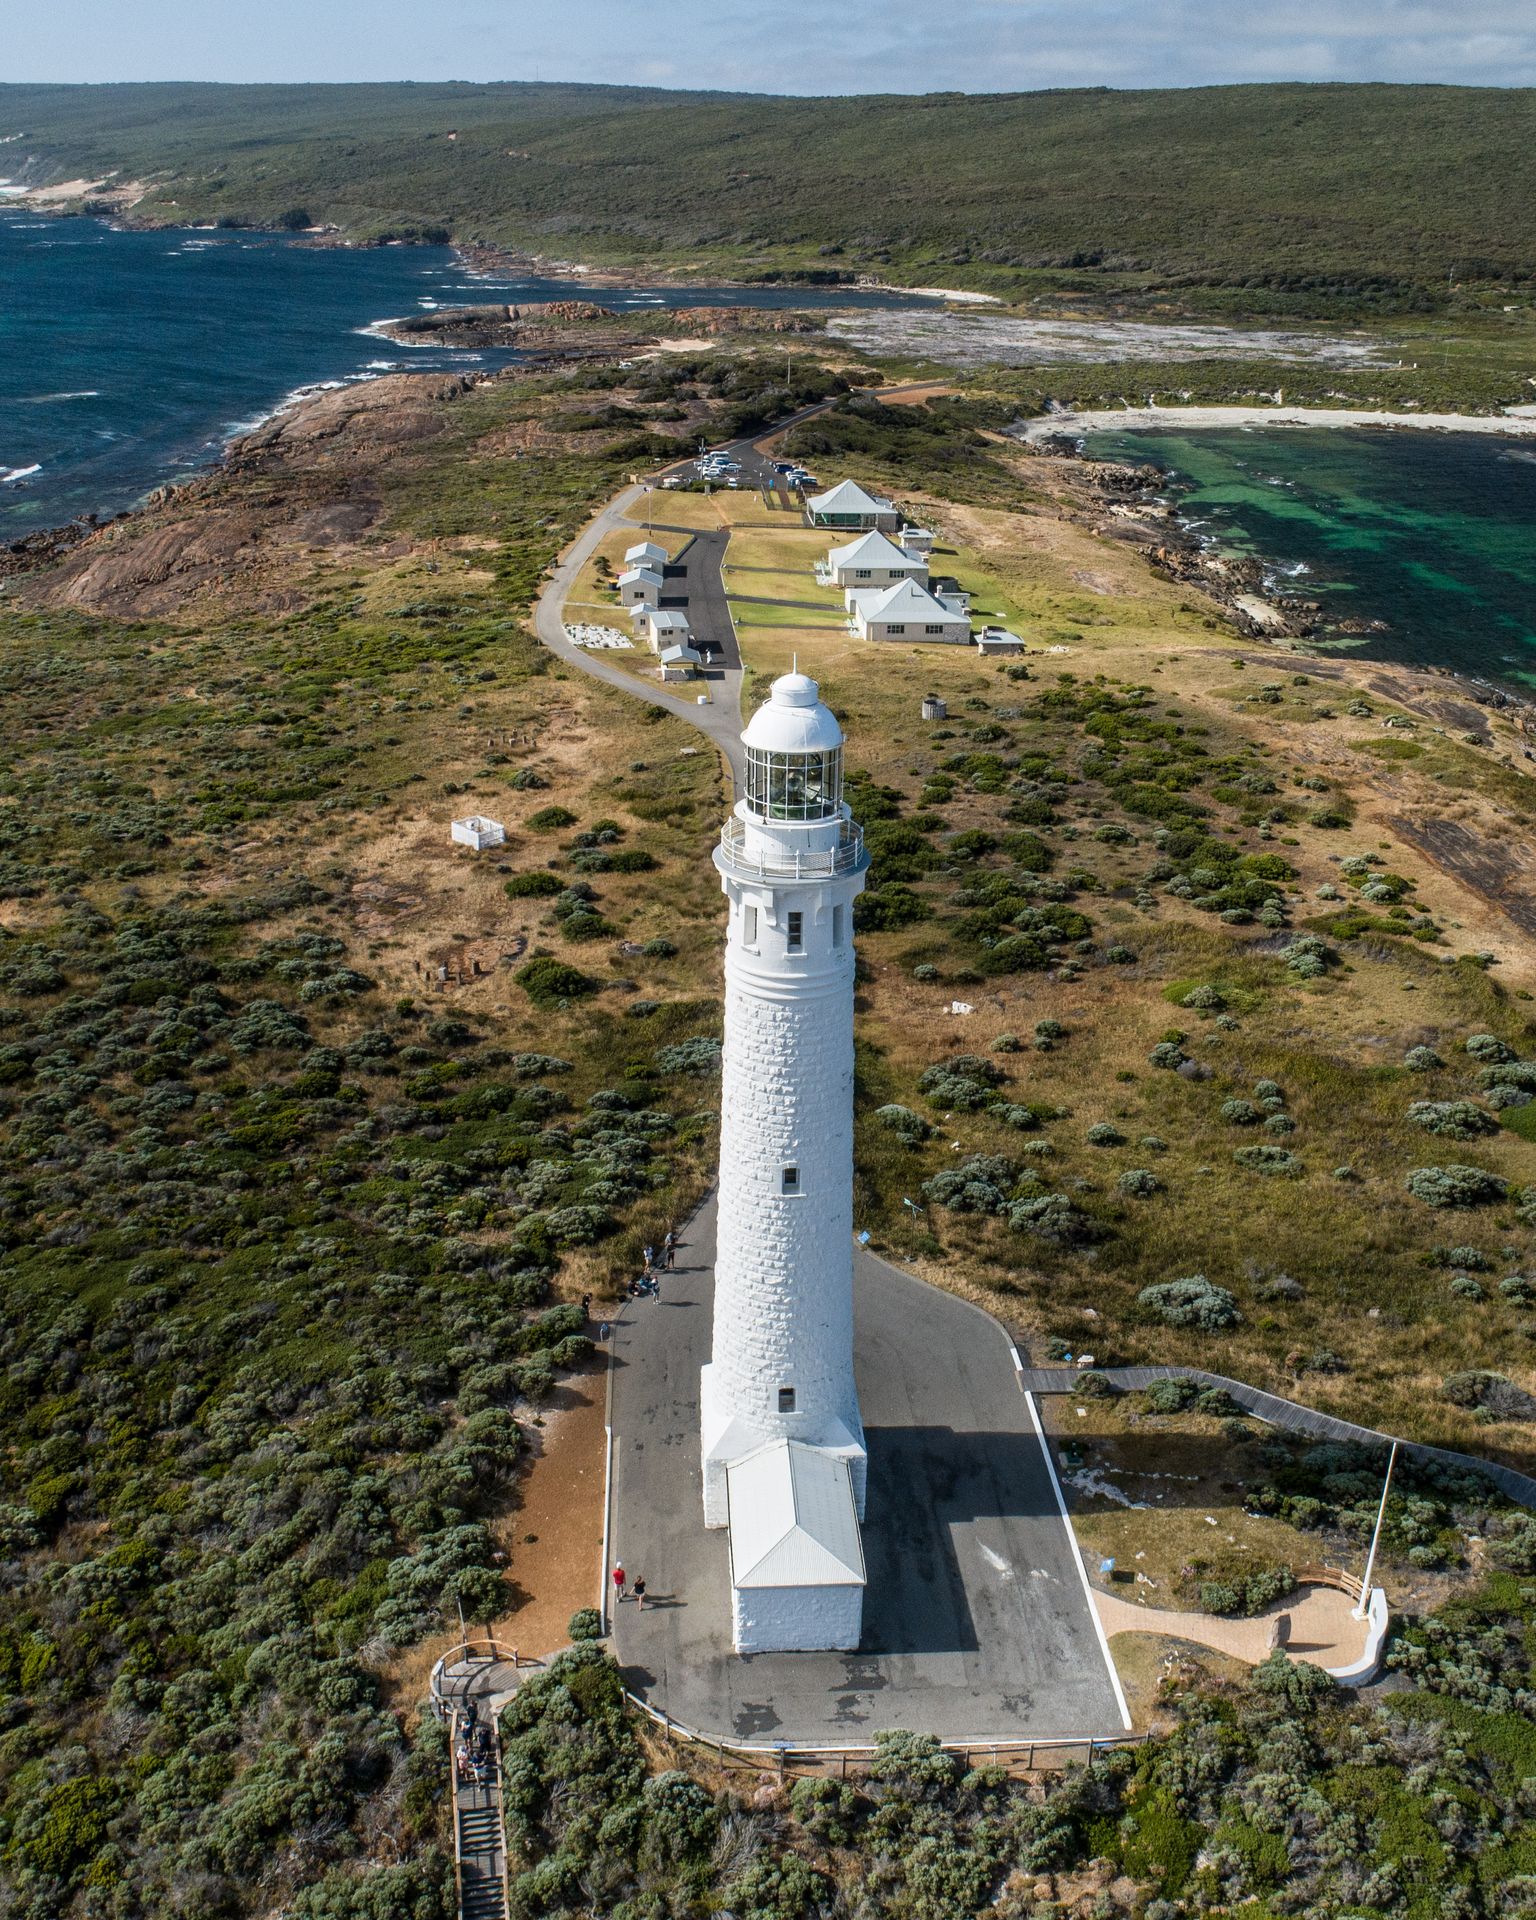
[726,1439,866,1589]
[825,529,921,570]
[853,578,968,623]
[807,479,893,516]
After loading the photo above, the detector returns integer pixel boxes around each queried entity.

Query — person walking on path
[642,1244,655,1276]
[663,1231,676,1270]
[632,1577,647,1611]
[612,1562,627,1603]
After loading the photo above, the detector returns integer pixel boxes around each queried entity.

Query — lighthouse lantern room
[701,670,870,1653]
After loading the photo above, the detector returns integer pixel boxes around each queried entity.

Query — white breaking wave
[0,463,42,484]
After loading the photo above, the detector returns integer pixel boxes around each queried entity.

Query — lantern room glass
[745,745,842,821]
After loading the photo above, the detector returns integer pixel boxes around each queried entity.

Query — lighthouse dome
[742,672,844,754]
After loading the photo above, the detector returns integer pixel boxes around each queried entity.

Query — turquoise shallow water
[0,215,911,537]
[1085,427,1536,692]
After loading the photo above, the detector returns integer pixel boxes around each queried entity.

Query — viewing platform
[717,814,866,878]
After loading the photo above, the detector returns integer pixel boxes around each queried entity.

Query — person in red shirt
[611,1562,627,1602]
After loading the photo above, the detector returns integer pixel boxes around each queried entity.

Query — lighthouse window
[786,911,803,952]
[832,904,845,948]
[778,1387,797,1413]
[745,744,842,821]
[781,1165,799,1194]
[743,904,758,945]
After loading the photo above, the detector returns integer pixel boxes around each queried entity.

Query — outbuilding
[975,626,1026,656]
[806,479,899,532]
[624,540,669,572]
[658,642,702,682]
[822,528,928,593]
[848,577,972,645]
[450,814,506,851]
[617,565,665,608]
[725,1439,865,1653]
[634,607,693,653]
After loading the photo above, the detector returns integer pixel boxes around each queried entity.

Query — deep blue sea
[0,214,911,536]
[1087,426,1536,691]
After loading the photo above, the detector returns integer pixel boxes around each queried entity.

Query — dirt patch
[1386,813,1536,941]
[488,1367,608,1656]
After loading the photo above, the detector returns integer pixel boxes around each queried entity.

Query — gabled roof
[826,529,921,570]
[640,608,692,632]
[618,565,664,590]
[727,1440,866,1589]
[857,578,968,623]
[659,643,701,663]
[625,540,668,566]
[808,478,893,516]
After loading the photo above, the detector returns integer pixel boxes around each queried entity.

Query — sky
[4,0,1536,93]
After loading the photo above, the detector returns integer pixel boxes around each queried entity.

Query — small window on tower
[832,904,845,948]
[781,1165,799,1194]
[743,904,758,945]
[778,1386,796,1413]
[786,911,803,952]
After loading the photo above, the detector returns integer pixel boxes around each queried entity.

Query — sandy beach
[1023,402,1536,441]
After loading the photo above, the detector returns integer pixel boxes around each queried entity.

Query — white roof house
[636,607,693,652]
[726,1440,865,1652]
[849,577,971,646]
[617,564,665,607]
[625,540,669,570]
[806,479,899,531]
[824,529,928,592]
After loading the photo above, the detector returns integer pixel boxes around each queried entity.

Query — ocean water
[1086,427,1536,691]
[0,215,912,536]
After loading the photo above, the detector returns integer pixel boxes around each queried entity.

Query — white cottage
[634,607,693,653]
[726,1440,865,1653]
[805,479,899,532]
[823,529,928,593]
[617,565,665,609]
[625,540,669,572]
[848,577,971,645]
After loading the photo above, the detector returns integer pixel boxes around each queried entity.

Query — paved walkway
[608,1194,1129,1745]
[1095,1584,1367,1670]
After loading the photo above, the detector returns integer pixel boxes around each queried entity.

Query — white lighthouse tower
[701,670,870,1653]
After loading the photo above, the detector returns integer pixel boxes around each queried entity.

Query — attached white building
[617,565,665,608]
[625,540,669,572]
[975,625,1026,656]
[823,529,928,593]
[848,578,971,645]
[806,479,899,532]
[634,607,693,653]
[899,528,936,558]
[726,1440,866,1653]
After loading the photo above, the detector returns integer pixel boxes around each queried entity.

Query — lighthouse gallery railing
[718,816,865,877]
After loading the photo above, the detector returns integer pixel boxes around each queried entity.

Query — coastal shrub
[514,958,599,1006]
[641,937,677,958]
[1407,1100,1499,1140]
[1180,985,1225,1011]
[1254,1079,1285,1108]
[1149,1041,1188,1070]
[1139,1275,1240,1330]
[1449,1274,1486,1300]
[1222,1098,1262,1126]
[1249,1650,1338,1712]
[922,1156,1013,1215]
[874,1103,931,1145]
[1118,1168,1162,1196]
[504,870,563,899]
[1008,1194,1095,1245]
[1404,1045,1444,1072]
[1201,1567,1295,1616]
[1234,1145,1303,1177]
[1264,1113,1296,1135]
[510,1052,573,1076]
[1143,1377,1201,1414]
[1085,1122,1125,1147]
[1441,1371,1536,1421]
[1466,1033,1514,1064]
[653,1037,721,1075]
[1283,934,1331,978]
[918,1054,1004,1111]
[993,1031,1022,1052]
[1500,1275,1536,1306]
[526,805,578,832]
[1034,1018,1067,1043]
[856,885,931,931]
[568,1608,603,1641]
[1405,1165,1508,1209]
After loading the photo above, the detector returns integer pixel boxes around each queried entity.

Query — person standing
[663,1231,676,1270]
[632,1577,647,1611]
[612,1562,627,1603]
[642,1244,655,1275]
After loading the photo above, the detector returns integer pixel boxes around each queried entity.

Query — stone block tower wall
[700,672,869,1528]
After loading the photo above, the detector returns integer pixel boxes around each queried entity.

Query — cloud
[7,0,1536,90]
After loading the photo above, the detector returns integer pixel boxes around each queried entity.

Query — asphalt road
[608,1191,1130,1746]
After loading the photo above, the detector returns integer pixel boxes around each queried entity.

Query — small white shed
[617,565,664,608]
[900,527,936,558]
[625,539,669,571]
[451,814,506,851]
[975,625,1026,656]
[637,607,693,653]
[658,643,702,682]
[726,1440,865,1654]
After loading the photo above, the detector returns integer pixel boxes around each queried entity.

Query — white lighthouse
[701,670,870,1653]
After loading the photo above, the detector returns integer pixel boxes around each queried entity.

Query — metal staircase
[452,1710,509,1920]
